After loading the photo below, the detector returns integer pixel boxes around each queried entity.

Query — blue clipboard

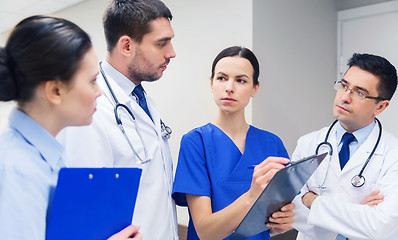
[229,153,327,240]
[46,168,142,240]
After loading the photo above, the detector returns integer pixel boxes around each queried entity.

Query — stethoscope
[315,118,382,188]
[99,63,172,164]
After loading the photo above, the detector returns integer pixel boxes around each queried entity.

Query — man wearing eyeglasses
[292,53,398,240]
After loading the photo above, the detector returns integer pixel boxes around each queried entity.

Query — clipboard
[46,168,142,240]
[229,152,327,240]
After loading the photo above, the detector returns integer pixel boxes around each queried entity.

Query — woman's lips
[221,97,236,103]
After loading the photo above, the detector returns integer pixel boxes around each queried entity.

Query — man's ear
[374,100,389,116]
[117,35,136,57]
[43,80,63,105]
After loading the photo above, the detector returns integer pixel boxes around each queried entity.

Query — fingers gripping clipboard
[46,168,142,240]
[229,153,327,240]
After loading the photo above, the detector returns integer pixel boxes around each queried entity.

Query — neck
[212,110,249,136]
[19,102,63,137]
[106,53,140,84]
[212,110,249,154]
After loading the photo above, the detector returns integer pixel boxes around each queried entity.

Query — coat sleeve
[307,146,398,239]
[292,134,335,239]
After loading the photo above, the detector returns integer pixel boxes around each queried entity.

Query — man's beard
[128,66,160,83]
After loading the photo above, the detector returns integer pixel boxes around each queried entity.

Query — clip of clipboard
[46,168,142,240]
[229,152,327,240]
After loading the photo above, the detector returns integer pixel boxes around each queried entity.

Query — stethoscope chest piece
[100,62,172,164]
[351,174,365,187]
[315,118,382,188]
[161,120,172,139]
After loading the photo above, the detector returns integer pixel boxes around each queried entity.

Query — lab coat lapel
[146,95,174,191]
[139,96,162,157]
[328,128,342,178]
[98,72,149,162]
[127,100,158,160]
[146,96,161,135]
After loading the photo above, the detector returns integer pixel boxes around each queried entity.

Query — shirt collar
[8,108,64,171]
[101,60,137,97]
[336,120,376,145]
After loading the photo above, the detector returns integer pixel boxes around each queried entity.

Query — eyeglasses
[334,80,386,101]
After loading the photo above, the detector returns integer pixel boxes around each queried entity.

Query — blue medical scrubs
[172,123,289,240]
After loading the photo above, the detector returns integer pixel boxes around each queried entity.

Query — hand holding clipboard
[230,153,328,240]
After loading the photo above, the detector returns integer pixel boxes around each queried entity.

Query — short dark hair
[347,53,397,101]
[210,46,260,86]
[0,15,92,104]
[103,0,172,52]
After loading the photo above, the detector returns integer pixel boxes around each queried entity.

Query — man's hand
[302,191,318,209]
[361,189,384,207]
[267,202,295,234]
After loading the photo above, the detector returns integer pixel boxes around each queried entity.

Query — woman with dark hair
[0,15,141,240]
[172,46,295,240]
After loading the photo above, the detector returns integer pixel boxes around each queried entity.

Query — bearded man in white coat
[292,53,398,240]
[58,0,179,239]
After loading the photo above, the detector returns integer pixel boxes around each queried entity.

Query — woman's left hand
[266,202,295,234]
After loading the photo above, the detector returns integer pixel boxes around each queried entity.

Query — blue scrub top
[172,123,289,240]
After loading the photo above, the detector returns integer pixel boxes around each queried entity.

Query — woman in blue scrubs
[172,46,295,240]
[0,15,141,240]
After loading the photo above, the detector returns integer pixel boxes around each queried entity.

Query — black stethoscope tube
[98,62,172,164]
[316,118,382,187]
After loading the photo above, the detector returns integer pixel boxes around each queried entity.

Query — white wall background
[338,1,398,143]
[252,0,337,154]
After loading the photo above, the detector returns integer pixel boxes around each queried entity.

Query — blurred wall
[252,0,337,155]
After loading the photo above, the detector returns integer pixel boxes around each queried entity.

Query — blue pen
[247,165,257,169]
[248,161,291,169]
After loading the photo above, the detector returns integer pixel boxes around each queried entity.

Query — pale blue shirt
[0,108,64,240]
[335,120,376,160]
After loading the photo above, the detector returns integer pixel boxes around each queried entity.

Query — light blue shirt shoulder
[0,109,64,240]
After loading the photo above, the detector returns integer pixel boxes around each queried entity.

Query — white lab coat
[292,122,398,240]
[58,61,178,239]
